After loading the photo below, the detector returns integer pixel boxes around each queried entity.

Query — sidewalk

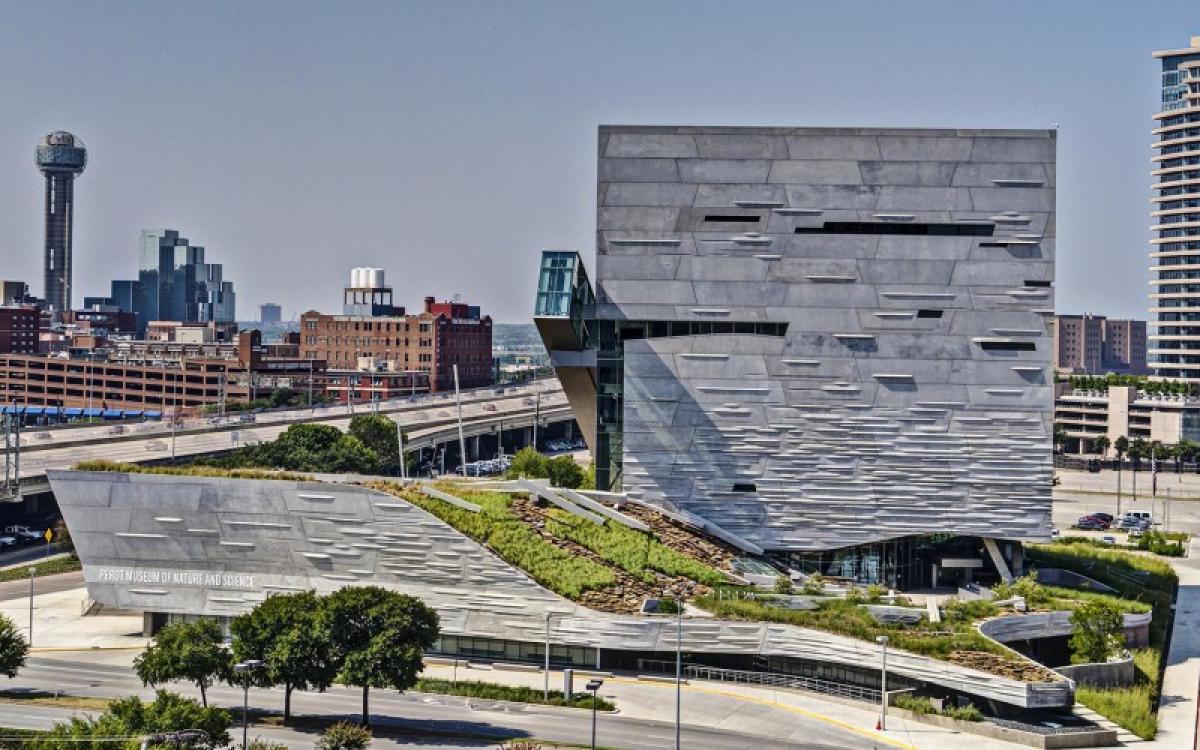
[418,661,1031,750]
[0,585,147,651]
[1145,537,1200,748]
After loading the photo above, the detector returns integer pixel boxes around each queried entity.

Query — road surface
[2,656,869,750]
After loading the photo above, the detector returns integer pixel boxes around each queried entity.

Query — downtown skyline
[1,1,1198,323]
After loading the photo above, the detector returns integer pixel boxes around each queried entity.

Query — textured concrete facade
[48,470,1072,708]
[595,126,1056,551]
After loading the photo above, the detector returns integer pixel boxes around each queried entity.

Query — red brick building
[0,306,39,354]
[300,296,492,392]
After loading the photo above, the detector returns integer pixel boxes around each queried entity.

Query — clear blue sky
[0,1,1196,322]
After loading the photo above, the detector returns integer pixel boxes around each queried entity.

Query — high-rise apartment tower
[1152,36,1200,380]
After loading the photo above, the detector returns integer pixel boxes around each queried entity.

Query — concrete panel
[598,158,680,183]
[603,183,698,207]
[605,133,698,158]
[767,161,863,185]
[678,160,771,184]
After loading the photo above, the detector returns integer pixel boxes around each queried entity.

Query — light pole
[586,678,604,750]
[454,365,467,477]
[233,659,263,749]
[393,415,408,481]
[533,390,541,450]
[675,598,684,750]
[28,566,36,648]
[876,635,889,731]
[544,612,552,701]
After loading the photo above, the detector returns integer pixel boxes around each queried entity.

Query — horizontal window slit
[916,309,944,319]
[732,483,757,493]
[980,341,1036,351]
[1024,280,1052,287]
[704,215,762,223]
[795,222,994,237]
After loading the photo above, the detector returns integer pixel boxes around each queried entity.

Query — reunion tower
[35,131,87,318]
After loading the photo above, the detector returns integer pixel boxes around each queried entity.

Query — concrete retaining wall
[1056,657,1136,688]
[893,708,1117,749]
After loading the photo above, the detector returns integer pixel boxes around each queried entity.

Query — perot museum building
[536,126,1057,589]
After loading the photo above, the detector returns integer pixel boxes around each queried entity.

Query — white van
[1118,511,1152,528]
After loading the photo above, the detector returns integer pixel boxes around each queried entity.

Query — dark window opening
[916,309,944,319]
[732,482,757,493]
[704,214,762,223]
[979,341,1036,351]
[615,320,788,341]
[1024,280,1052,287]
[795,222,994,237]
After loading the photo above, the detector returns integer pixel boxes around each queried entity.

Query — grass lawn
[73,460,312,482]
[0,555,81,582]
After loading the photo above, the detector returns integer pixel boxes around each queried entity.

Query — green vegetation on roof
[371,482,616,599]
[1028,542,1178,739]
[73,460,313,482]
[542,508,727,587]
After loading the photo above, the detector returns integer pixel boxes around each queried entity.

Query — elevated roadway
[3,380,570,498]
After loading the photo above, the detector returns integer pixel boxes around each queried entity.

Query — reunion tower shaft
[35,131,87,318]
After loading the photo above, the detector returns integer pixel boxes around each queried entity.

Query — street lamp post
[233,659,263,749]
[543,612,554,701]
[675,598,683,750]
[586,678,604,750]
[876,635,889,731]
[28,566,36,649]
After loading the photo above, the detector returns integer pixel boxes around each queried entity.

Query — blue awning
[63,408,83,416]
[144,410,162,419]
[0,406,15,415]
[24,407,44,416]
[82,408,102,417]
[122,410,143,417]
[102,409,122,418]
[43,407,59,416]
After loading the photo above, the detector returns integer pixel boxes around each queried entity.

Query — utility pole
[395,417,407,481]
[877,635,889,731]
[28,566,36,649]
[454,365,467,477]
[544,612,552,701]
[675,599,683,750]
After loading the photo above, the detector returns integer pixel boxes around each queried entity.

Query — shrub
[894,693,933,714]
[415,677,616,711]
[942,703,983,722]
[318,721,372,750]
[773,575,794,594]
[248,741,289,750]
[941,598,998,623]
[800,577,824,596]
[844,586,864,604]
[1069,600,1125,664]
[865,583,885,603]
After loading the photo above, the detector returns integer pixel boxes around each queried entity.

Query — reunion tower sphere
[36,131,87,318]
[36,130,87,174]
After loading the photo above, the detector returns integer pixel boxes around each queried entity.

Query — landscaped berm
[57,464,1179,738]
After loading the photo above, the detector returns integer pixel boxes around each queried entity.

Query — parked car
[1091,513,1114,524]
[0,536,17,549]
[1050,528,1061,539]
[1076,515,1109,529]
[4,525,41,541]
[1101,536,1117,545]
[1074,518,1106,531]
[1129,529,1144,541]
[1117,511,1153,529]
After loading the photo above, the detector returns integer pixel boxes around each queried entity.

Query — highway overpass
[2,379,573,502]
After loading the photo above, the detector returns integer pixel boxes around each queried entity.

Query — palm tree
[1053,423,1067,455]
[1094,435,1110,459]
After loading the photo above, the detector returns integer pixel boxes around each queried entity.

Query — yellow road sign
[44,528,52,543]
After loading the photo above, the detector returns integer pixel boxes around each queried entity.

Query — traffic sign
[43,528,52,543]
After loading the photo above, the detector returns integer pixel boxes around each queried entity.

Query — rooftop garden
[74,459,313,482]
[1028,541,1179,739]
[1059,372,1194,396]
[369,481,732,609]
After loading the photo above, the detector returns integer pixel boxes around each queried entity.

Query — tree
[1115,435,1130,460]
[349,414,400,473]
[1052,423,1067,454]
[327,435,379,474]
[1093,435,1110,458]
[1069,600,1125,664]
[317,721,372,750]
[230,591,339,722]
[37,690,231,749]
[773,574,794,594]
[546,455,585,489]
[0,613,28,678]
[322,587,440,726]
[507,446,549,480]
[134,618,231,707]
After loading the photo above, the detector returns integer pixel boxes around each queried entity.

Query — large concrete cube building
[537,126,1057,588]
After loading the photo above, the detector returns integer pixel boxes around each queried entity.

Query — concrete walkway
[1146,536,1200,749]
